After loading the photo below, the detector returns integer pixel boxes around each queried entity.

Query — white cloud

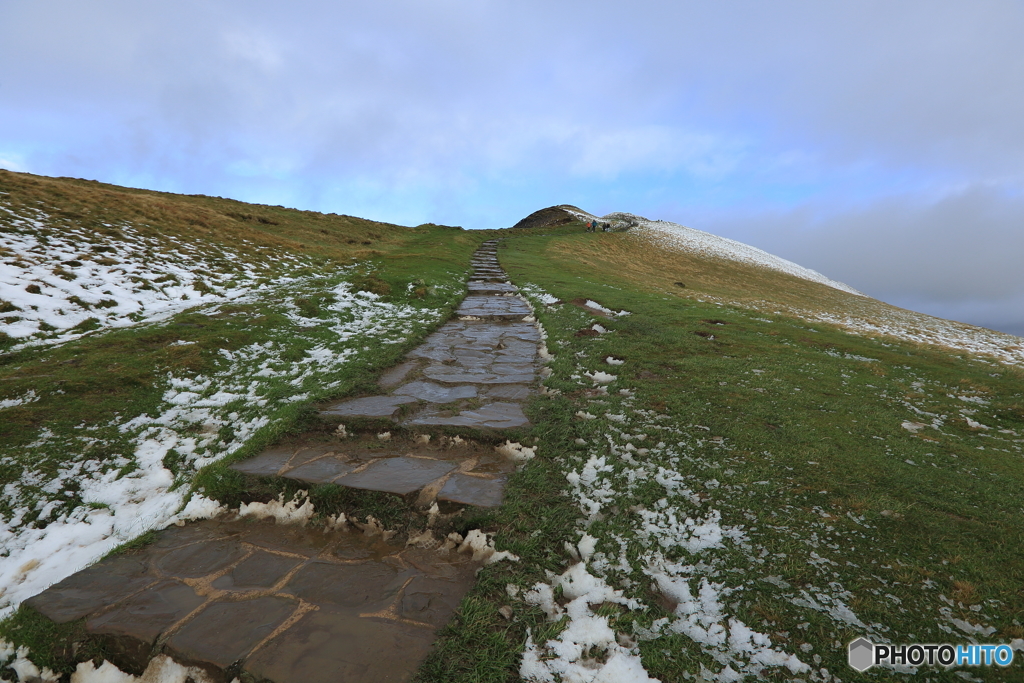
[222,29,284,71]
[0,154,26,172]
[2,0,1024,326]
[568,126,745,180]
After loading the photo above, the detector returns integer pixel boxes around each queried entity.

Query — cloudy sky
[2,1,1022,336]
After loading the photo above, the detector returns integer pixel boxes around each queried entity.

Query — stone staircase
[24,239,540,683]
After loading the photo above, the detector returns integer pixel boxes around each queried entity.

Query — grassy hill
[2,173,1023,682]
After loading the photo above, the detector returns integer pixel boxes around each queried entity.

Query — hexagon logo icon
[848,637,874,672]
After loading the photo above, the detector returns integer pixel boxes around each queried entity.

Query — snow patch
[238,491,316,525]
[495,440,537,464]
[70,655,217,683]
[456,529,520,565]
[520,563,653,683]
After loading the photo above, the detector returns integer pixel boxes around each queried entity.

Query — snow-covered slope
[0,199,311,350]
[563,207,1024,365]
[565,208,864,297]
[633,219,864,296]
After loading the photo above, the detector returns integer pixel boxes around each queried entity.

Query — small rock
[498,605,514,620]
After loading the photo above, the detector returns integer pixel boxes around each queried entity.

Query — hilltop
[1,172,1023,683]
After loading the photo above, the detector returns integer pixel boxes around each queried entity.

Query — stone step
[468,282,519,294]
[456,295,532,318]
[23,238,537,683]
[230,433,513,508]
[26,518,480,683]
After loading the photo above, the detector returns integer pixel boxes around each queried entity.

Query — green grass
[4,174,1024,681]
[0,606,114,680]
[420,230,1024,682]
[0,172,484,633]
[0,248,476,530]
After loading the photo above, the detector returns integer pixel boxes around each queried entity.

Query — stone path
[27,519,478,683]
[261,237,543,508]
[25,239,540,683]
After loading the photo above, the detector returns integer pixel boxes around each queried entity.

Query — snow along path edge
[513,283,813,683]
[0,277,453,618]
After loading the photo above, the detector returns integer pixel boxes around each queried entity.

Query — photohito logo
[848,638,1015,671]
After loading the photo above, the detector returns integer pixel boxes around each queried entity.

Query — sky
[2,1,1023,336]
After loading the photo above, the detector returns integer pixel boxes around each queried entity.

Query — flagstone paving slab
[25,518,479,683]
[86,580,205,645]
[481,384,532,400]
[468,282,518,293]
[393,381,477,402]
[286,457,358,485]
[27,238,545,683]
[335,457,457,495]
[321,395,418,418]
[420,367,534,385]
[437,473,506,508]
[242,611,437,683]
[24,556,155,623]
[378,360,421,389]
[213,552,305,590]
[456,296,531,318]
[165,595,299,669]
[405,402,529,429]
[230,447,294,477]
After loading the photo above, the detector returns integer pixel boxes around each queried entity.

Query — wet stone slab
[230,445,341,479]
[437,473,506,508]
[230,447,293,477]
[335,457,457,495]
[286,457,358,485]
[405,402,529,429]
[233,432,518,506]
[481,384,532,400]
[25,518,479,683]
[87,579,205,646]
[243,610,437,683]
[468,282,519,294]
[456,295,531,318]
[378,360,420,389]
[166,595,299,670]
[24,556,156,624]
[420,367,534,385]
[393,380,477,403]
[321,395,418,418]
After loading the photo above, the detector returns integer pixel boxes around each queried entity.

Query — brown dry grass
[543,231,1024,366]
[0,170,451,262]
[545,231,867,316]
